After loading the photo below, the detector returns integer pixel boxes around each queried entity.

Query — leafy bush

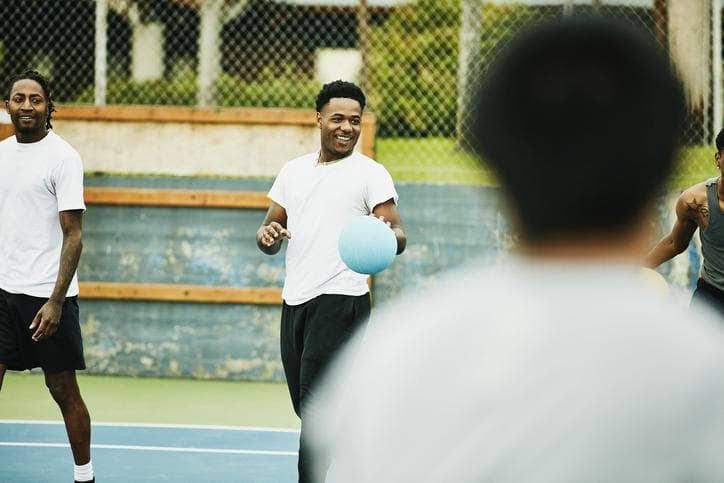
[75,73,320,109]
[368,2,536,137]
[216,75,320,109]
[73,2,536,138]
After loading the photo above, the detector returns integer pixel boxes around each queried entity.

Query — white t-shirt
[0,132,86,297]
[310,258,724,483]
[268,151,398,305]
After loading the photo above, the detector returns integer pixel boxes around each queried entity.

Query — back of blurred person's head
[472,17,685,244]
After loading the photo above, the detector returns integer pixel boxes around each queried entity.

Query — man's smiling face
[317,97,362,161]
[6,78,49,141]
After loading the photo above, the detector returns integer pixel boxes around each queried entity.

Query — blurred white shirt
[309,257,724,483]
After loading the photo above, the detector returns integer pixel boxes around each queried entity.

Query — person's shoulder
[279,152,315,172]
[658,303,724,388]
[675,180,710,217]
[348,151,392,178]
[680,180,710,200]
[45,132,81,158]
[289,152,317,164]
[349,151,383,167]
[0,135,16,150]
[369,261,504,338]
[331,263,498,386]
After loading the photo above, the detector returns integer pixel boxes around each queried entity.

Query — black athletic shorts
[0,288,86,372]
[691,278,724,318]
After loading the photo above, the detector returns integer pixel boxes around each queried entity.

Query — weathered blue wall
[79,175,511,381]
[79,175,697,381]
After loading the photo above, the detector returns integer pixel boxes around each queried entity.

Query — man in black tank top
[646,129,724,317]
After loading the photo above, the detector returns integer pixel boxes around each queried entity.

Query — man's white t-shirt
[310,259,724,482]
[268,151,398,306]
[0,132,86,298]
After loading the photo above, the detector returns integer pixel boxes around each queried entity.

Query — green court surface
[0,372,299,429]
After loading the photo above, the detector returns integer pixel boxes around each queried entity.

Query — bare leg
[44,370,91,465]
[0,364,6,391]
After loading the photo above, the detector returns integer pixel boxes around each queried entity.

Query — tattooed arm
[644,185,705,268]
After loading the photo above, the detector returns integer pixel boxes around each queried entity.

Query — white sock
[74,461,94,482]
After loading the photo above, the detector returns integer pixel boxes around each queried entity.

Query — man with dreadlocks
[0,70,94,483]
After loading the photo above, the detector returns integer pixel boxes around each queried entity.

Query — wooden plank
[361,112,376,158]
[84,187,270,209]
[0,123,14,141]
[56,104,373,129]
[79,282,283,305]
[56,105,319,126]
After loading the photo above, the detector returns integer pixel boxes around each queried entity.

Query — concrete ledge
[51,105,376,177]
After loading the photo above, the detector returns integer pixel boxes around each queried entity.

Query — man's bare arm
[645,194,699,268]
[30,210,83,341]
[372,198,406,255]
[256,202,291,255]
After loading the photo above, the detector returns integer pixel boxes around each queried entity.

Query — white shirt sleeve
[52,152,86,212]
[365,163,398,212]
[268,164,287,208]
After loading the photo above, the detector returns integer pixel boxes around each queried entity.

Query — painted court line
[0,419,299,433]
[0,441,297,457]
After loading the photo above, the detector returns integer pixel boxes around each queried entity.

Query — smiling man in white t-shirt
[0,70,94,483]
[256,80,406,483]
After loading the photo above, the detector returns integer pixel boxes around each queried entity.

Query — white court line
[0,441,297,457]
[0,419,299,433]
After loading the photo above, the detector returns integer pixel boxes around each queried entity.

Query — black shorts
[691,278,724,318]
[0,288,86,372]
[280,293,371,417]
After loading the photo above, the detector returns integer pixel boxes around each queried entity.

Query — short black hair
[5,69,55,130]
[716,129,724,151]
[315,80,366,112]
[471,17,685,242]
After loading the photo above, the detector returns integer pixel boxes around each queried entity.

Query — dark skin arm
[372,198,406,255]
[644,189,701,268]
[30,210,83,341]
[256,201,291,255]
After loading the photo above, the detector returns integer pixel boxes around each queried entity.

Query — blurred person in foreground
[256,80,406,483]
[646,128,724,317]
[308,17,724,483]
[0,70,93,482]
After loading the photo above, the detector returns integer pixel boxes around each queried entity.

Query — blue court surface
[0,420,299,482]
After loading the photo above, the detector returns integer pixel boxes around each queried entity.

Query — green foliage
[72,2,539,137]
[75,74,320,109]
[368,2,537,137]
[368,0,458,137]
[374,137,717,188]
[79,78,195,106]
[670,146,719,188]
[216,75,319,109]
[377,136,496,185]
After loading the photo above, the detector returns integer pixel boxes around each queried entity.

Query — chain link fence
[0,0,720,186]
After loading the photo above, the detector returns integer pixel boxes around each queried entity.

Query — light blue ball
[338,216,397,275]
